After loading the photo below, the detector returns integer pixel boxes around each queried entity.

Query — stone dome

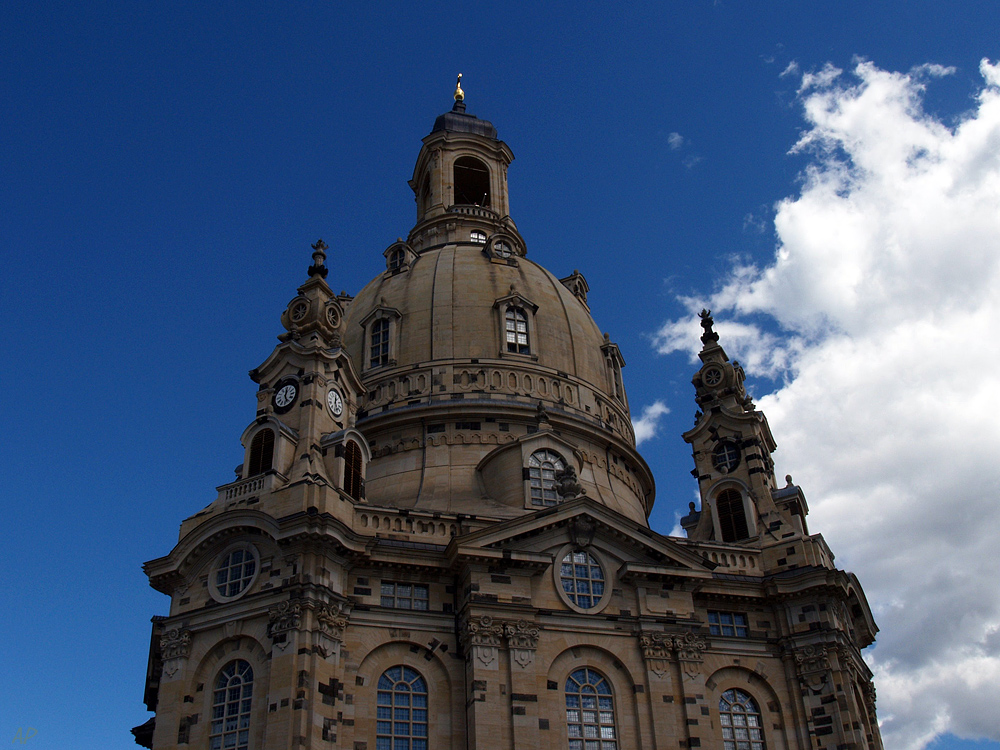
[333,100,653,523]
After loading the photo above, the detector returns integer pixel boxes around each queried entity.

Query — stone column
[460,615,510,750]
[504,619,541,750]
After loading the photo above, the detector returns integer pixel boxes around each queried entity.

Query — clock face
[327,389,344,417]
[272,380,298,412]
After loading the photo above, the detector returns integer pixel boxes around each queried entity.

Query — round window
[713,441,741,474]
[494,240,512,258]
[702,365,724,387]
[211,544,259,602]
[559,549,606,610]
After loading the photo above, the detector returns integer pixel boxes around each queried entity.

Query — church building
[133,78,883,750]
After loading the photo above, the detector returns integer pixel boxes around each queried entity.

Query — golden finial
[454,73,464,102]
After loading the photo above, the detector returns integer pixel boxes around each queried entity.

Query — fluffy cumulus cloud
[632,400,670,445]
[654,59,1000,750]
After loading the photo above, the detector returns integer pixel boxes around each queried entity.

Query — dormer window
[388,247,405,271]
[505,307,529,354]
[528,449,565,506]
[370,319,390,368]
[246,429,274,476]
[471,230,487,244]
[454,156,490,207]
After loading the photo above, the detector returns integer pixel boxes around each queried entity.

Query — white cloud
[654,59,1000,750]
[632,400,670,445]
[667,132,685,150]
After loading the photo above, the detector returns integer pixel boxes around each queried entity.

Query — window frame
[564,667,618,750]
[708,610,750,638]
[719,688,766,750]
[376,666,429,750]
[553,543,614,614]
[380,581,430,611]
[209,543,260,603]
[527,448,566,507]
[209,659,254,750]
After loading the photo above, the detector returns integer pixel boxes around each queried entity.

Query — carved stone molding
[317,601,350,642]
[504,620,540,669]
[160,628,191,660]
[672,632,707,681]
[461,616,505,668]
[639,632,673,677]
[159,628,192,677]
[793,644,831,691]
[268,600,303,638]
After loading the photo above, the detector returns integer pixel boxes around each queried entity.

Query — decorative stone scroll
[461,616,505,668]
[639,632,673,677]
[316,601,349,642]
[504,620,540,669]
[793,644,831,691]
[267,600,303,639]
[672,632,707,681]
[159,628,192,677]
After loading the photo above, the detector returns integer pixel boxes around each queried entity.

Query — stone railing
[447,204,500,220]
[216,473,280,503]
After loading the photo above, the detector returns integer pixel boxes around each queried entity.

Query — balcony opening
[454,156,490,207]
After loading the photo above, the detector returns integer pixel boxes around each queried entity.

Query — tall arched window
[717,488,750,542]
[505,307,529,354]
[344,439,363,500]
[565,668,617,750]
[528,449,565,506]
[370,318,390,368]
[247,429,274,477]
[376,666,428,750]
[719,689,765,750]
[453,156,490,207]
[210,660,253,750]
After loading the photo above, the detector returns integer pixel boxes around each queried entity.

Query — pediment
[449,497,714,576]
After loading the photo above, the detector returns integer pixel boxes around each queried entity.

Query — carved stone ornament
[569,516,597,547]
[267,600,303,638]
[863,680,877,713]
[558,467,585,501]
[160,628,192,661]
[316,602,349,642]
[462,615,505,668]
[672,632,707,681]
[639,632,673,678]
[504,620,540,669]
[794,644,831,691]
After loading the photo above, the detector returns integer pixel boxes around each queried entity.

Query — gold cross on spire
[454,73,464,102]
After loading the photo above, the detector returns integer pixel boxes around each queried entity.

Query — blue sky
[2,2,999,749]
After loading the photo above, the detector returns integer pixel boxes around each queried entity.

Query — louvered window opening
[344,440,363,500]
[247,429,274,476]
[717,489,749,542]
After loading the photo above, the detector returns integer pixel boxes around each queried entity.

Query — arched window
[565,668,617,750]
[719,689,765,750]
[453,156,490,207]
[470,230,487,244]
[505,307,529,354]
[247,429,274,477]
[388,247,405,271]
[370,318,390,368]
[376,666,428,750]
[717,488,749,542]
[528,449,564,506]
[344,439,363,500]
[210,660,253,750]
